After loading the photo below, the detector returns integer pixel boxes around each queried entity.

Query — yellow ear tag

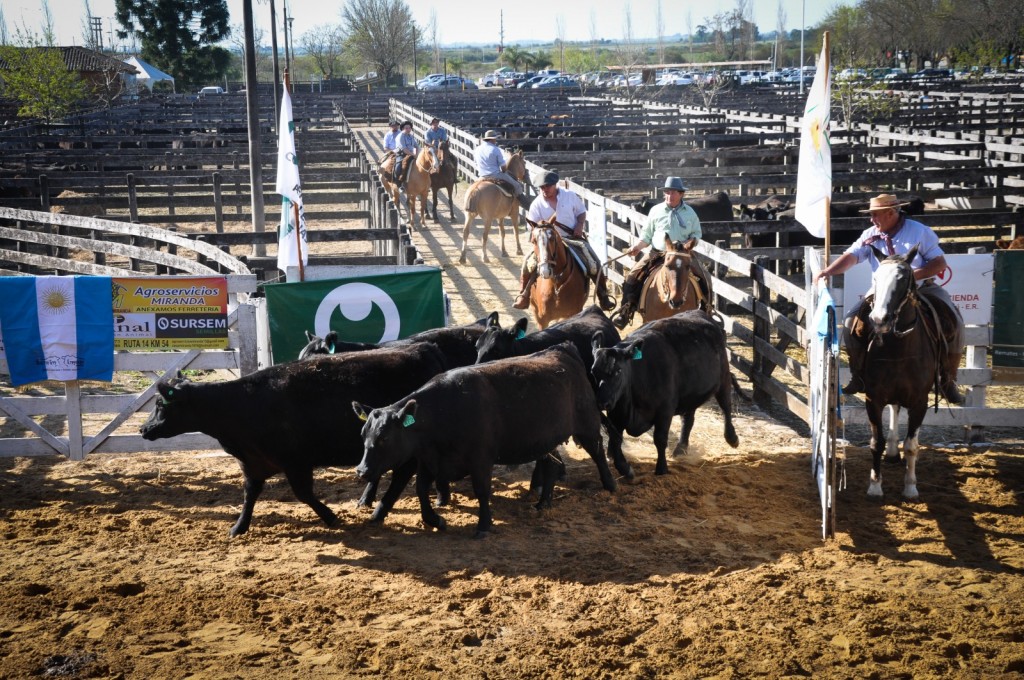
[402,414,416,428]
[632,348,643,360]
[357,411,368,422]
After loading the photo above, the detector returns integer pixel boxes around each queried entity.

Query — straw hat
[861,194,907,212]
[482,129,501,141]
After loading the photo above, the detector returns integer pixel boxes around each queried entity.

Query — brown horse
[380,146,439,231]
[459,150,527,264]
[638,241,710,323]
[858,244,944,500]
[529,219,589,330]
[429,140,458,221]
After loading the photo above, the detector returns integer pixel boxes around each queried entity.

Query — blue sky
[5,0,829,49]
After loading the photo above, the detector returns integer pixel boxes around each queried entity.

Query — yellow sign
[112,277,229,350]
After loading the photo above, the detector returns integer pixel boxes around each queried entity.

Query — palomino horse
[858,244,945,500]
[528,218,589,330]
[429,140,457,221]
[381,146,439,230]
[459,150,527,264]
[638,240,711,323]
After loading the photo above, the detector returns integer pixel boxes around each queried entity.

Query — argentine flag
[0,275,114,386]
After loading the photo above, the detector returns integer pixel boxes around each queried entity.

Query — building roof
[0,46,137,74]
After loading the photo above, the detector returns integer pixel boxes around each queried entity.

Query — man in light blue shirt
[610,176,712,329]
[396,121,418,189]
[473,129,524,197]
[424,117,448,151]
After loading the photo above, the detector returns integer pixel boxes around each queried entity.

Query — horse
[638,240,711,323]
[429,139,458,221]
[380,146,439,231]
[459,150,527,264]
[528,217,589,330]
[858,244,945,500]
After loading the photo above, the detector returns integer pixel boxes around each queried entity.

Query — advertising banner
[993,251,1024,369]
[264,268,445,362]
[112,277,228,350]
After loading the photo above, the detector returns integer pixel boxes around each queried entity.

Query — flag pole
[822,31,831,268]
[284,69,305,282]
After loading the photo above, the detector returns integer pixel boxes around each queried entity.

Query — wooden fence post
[752,255,771,406]
[213,172,224,233]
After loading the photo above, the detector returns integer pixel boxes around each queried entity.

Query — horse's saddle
[562,237,599,278]
[478,177,516,198]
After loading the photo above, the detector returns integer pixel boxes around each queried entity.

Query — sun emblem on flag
[40,281,72,316]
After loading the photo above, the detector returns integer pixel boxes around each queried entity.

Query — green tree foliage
[114,0,231,92]
[0,31,89,124]
[342,0,415,84]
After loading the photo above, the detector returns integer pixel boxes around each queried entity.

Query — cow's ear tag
[327,343,336,355]
[167,388,175,397]
[402,414,416,428]
[356,411,368,422]
[632,348,643,360]
[515,328,526,340]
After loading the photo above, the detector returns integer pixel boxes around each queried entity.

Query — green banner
[264,268,446,363]
[993,251,1024,369]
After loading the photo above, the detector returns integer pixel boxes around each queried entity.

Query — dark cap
[534,170,560,187]
[389,120,399,126]
[429,117,440,125]
[401,120,412,128]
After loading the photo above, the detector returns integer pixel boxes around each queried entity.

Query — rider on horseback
[395,121,418,191]
[815,193,966,404]
[425,117,448,152]
[610,177,713,329]
[474,129,525,198]
[513,170,615,311]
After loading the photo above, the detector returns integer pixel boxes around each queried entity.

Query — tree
[0,30,89,124]
[300,24,345,80]
[229,22,268,80]
[341,0,415,85]
[115,0,232,92]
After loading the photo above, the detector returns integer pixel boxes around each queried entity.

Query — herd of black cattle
[140,306,741,539]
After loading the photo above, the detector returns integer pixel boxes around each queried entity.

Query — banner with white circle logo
[264,269,445,362]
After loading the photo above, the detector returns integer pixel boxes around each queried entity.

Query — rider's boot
[842,333,866,395]
[940,352,965,404]
[513,272,535,310]
[610,282,638,330]
[595,272,616,312]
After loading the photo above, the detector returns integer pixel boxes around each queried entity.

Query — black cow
[633,191,734,222]
[738,195,790,221]
[591,310,739,476]
[139,343,450,536]
[298,312,498,367]
[353,343,617,538]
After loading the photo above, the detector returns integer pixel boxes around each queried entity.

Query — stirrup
[941,382,964,405]
[842,376,864,395]
[513,293,530,310]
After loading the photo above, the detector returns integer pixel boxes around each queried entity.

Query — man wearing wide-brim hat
[472,129,525,198]
[609,176,713,329]
[816,193,966,403]
[394,121,419,190]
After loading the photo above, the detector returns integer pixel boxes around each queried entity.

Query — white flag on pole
[276,84,308,272]
[794,42,832,239]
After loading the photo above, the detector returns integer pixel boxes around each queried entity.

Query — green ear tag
[357,411,368,422]
[167,388,175,396]
[515,328,526,340]
[632,348,643,360]
[402,414,416,428]
[328,343,336,355]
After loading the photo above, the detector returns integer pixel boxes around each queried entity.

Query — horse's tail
[464,184,479,213]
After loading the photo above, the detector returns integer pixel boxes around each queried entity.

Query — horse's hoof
[458,253,468,265]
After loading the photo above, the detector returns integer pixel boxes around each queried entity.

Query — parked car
[911,68,952,80]
[354,71,378,82]
[421,75,478,91]
[517,75,549,89]
[479,68,513,87]
[656,72,694,86]
[503,72,534,88]
[198,86,224,95]
[883,68,911,82]
[531,75,576,89]
[836,68,868,81]
[416,73,445,89]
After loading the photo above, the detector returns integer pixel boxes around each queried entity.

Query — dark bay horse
[638,240,710,323]
[529,218,588,330]
[429,140,457,221]
[459,150,527,264]
[858,244,944,500]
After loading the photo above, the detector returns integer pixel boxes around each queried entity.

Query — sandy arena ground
[2,133,1023,678]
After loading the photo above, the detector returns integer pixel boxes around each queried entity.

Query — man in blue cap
[610,176,712,329]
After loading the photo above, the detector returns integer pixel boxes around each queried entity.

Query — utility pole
[800,0,806,95]
[499,10,504,62]
[90,17,103,50]
[287,16,295,68]
[269,0,281,135]
[412,26,417,85]
[241,0,266,255]
[283,0,291,76]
